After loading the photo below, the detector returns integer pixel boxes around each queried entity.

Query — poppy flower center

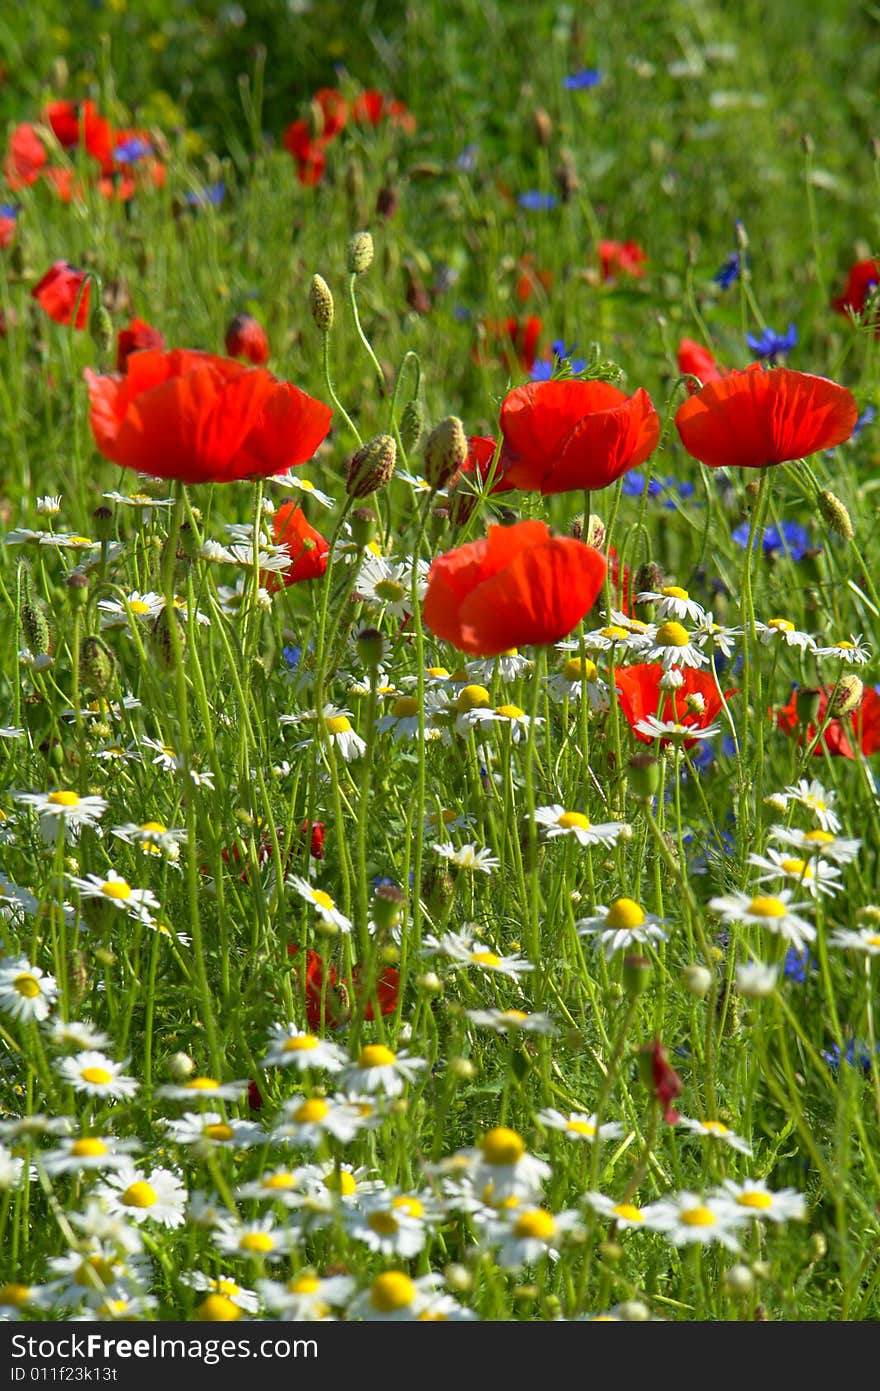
[283,1034,319,1052]
[101,879,132,900]
[747,896,787,918]
[737,1191,773,1210]
[513,1209,556,1240]
[457,684,491,712]
[558,811,591,830]
[13,974,40,998]
[370,1272,415,1312]
[122,1181,158,1208]
[358,1044,396,1068]
[80,1067,112,1085]
[563,656,598,682]
[613,1203,643,1222]
[240,1232,274,1253]
[325,716,352,735]
[480,1127,526,1165]
[681,1206,716,1227]
[71,1138,108,1157]
[48,790,80,807]
[293,1099,329,1123]
[391,696,419,718]
[605,898,645,930]
[656,621,690,647]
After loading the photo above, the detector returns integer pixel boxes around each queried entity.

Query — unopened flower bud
[168,1051,196,1080]
[421,864,455,915]
[623,953,652,998]
[585,513,605,548]
[399,399,425,454]
[347,230,374,275]
[416,971,443,994]
[635,561,664,594]
[309,274,334,331]
[682,963,713,997]
[444,1263,471,1292]
[809,1232,827,1261]
[66,571,89,608]
[424,415,468,490]
[817,488,854,541]
[350,506,377,548]
[617,1300,651,1321]
[724,1263,754,1295]
[356,626,384,671]
[346,434,396,498]
[91,505,114,540]
[684,692,706,716]
[150,607,186,670]
[856,904,880,925]
[80,635,115,694]
[225,313,270,365]
[90,302,113,355]
[372,882,405,932]
[450,1056,476,1080]
[829,674,863,717]
[598,1241,623,1264]
[627,753,660,799]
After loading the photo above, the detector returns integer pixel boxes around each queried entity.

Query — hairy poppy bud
[372,882,405,933]
[627,753,660,799]
[150,607,187,670]
[309,274,334,332]
[347,230,374,275]
[80,635,115,694]
[346,434,396,498]
[829,674,863,717]
[350,506,378,548]
[66,572,89,609]
[357,626,384,670]
[623,954,652,998]
[399,399,425,454]
[89,303,113,355]
[424,415,468,490]
[817,488,854,541]
[19,563,51,656]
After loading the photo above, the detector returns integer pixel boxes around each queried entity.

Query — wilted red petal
[675,364,858,469]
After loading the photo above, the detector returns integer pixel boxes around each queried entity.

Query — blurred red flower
[116,316,165,372]
[0,208,16,249]
[84,349,332,485]
[282,119,328,186]
[499,378,660,494]
[640,1040,682,1124]
[32,261,91,328]
[677,338,725,393]
[775,684,880,759]
[599,239,647,281]
[615,662,734,749]
[270,501,329,586]
[4,123,47,188]
[675,364,858,469]
[45,99,113,166]
[832,259,880,321]
[475,315,543,374]
[225,312,270,366]
[353,90,416,133]
[289,947,399,1030]
[423,518,607,656]
[313,87,348,138]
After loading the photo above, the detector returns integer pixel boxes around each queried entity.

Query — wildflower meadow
[2,0,880,1337]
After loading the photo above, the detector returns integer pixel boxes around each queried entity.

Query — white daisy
[211,1217,290,1262]
[677,1117,752,1155]
[584,1192,652,1229]
[234,1166,312,1206]
[781,778,841,834]
[44,1019,111,1051]
[12,788,107,843]
[814,634,871,665]
[755,618,816,652]
[38,1134,142,1177]
[734,961,779,997]
[828,927,880,956]
[286,875,352,932]
[154,1077,249,1102]
[181,1271,260,1315]
[634,714,720,743]
[464,1007,556,1035]
[766,824,860,865]
[422,929,533,978]
[160,1112,263,1156]
[347,1272,451,1321]
[68,869,160,922]
[645,620,709,671]
[110,821,186,857]
[535,1107,624,1145]
[640,1191,745,1251]
[269,474,335,508]
[693,612,742,658]
[713,1179,807,1224]
[544,654,611,708]
[432,841,500,873]
[263,1025,347,1071]
[576,898,668,958]
[534,804,627,847]
[466,649,532,681]
[56,1052,139,1100]
[257,1272,355,1320]
[488,702,541,742]
[0,875,40,921]
[354,553,428,618]
[747,848,842,898]
[272,1094,372,1147]
[0,956,58,1022]
[636,584,706,623]
[36,494,63,515]
[340,1044,426,1096]
[709,890,815,952]
[94,1164,187,1227]
[431,1127,551,1202]
[97,591,164,629]
[582,620,655,655]
[345,1193,432,1258]
[478,1205,582,1270]
[0,1145,24,1191]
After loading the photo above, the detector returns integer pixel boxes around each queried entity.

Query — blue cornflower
[517,190,558,211]
[185,181,225,207]
[114,137,153,164]
[851,404,876,439]
[452,305,472,322]
[784,947,816,984]
[730,519,815,561]
[0,203,18,220]
[564,68,603,90]
[282,644,303,670]
[530,338,586,381]
[822,1038,878,1073]
[713,252,743,290]
[455,143,479,173]
[746,322,797,362]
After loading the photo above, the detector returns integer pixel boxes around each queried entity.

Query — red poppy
[607,545,632,615]
[474,315,542,374]
[282,119,328,186]
[270,501,329,586]
[0,210,15,250]
[42,166,84,203]
[32,261,91,329]
[313,87,348,139]
[515,254,554,302]
[84,348,332,485]
[225,313,270,366]
[775,684,880,758]
[499,378,660,494]
[289,947,399,1030]
[675,363,858,469]
[247,1079,264,1110]
[116,316,165,372]
[45,99,113,166]
[97,174,136,202]
[352,90,416,133]
[599,239,648,281]
[677,338,725,393]
[423,518,607,656]
[449,436,516,495]
[832,259,880,320]
[4,123,46,188]
[614,662,734,750]
[640,1040,682,1124]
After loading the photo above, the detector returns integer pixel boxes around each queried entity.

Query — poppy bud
[357,626,384,670]
[399,399,425,454]
[817,488,854,541]
[224,312,270,365]
[346,434,396,498]
[309,274,335,332]
[372,882,405,933]
[682,963,713,997]
[448,483,478,528]
[637,1038,682,1123]
[80,635,115,695]
[347,230,374,275]
[829,674,863,717]
[350,506,378,548]
[627,753,660,800]
[422,863,456,916]
[424,415,468,490]
[635,560,664,594]
[90,303,113,355]
[19,564,52,657]
[66,571,89,609]
[585,514,605,548]
[376,185,398,218]
[150,607,187,670]
[623,953,652,998]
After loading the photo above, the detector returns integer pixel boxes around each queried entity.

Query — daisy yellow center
[288,1275,320,1294]
[263,1173,297,1189]
[513,1209,556,1241]
[605,898,646,931]
[323,1170,356,1195]
[80,1067,113,1085]
[837,640,855,649]
[325,716,351,735]
[48,790,79,808]
[71,1138,108,1158]
[495,704,525,719]
[129,600,150,615]
[737,1190,773,1210]
[198,1294,241,1321]
[76,1257,117,1288]
[613,1203,643,1222]
[130,494,151,503]
[216,1280,240,1296]
[427,667,450,678]
[101,879,132,900]
[701,1121,729,1136]
[480,1127,526,1165]
[457,684,490,712]
[768,618,794,632]
[558,811,590,831]
[804,830,834,844]
[299,479,315,492]
[69,536,92,546]
[656,621,690,647]
[375,579,406,602]
[392,696,419,718]
[562,656,599,683]
[393,1196,424,1217]
[312,890,336,911]
[162,746,176,758]
[121,1181,158,1209]
[502,1010,528,1023]
[482,1186,519,1210]
[240,1232,274,1253]
[470,951,502,967]
[141,821,167,834]
[13,973,40,998]
[747,896,787,918]
[866,934,880,948]
[419,1311,448,1321]
[0,1284,30,1307]
[781,859,812,878]
[358,1044,396,1068]
[294,1098,329,1123]
[681,1206,717,1227]
[601,626,629,641]
[662,585,689,599]
[284,1034,319,1052]
[185,1077,220,1089]
[203,1123,234,1141]
[566,1120,596,1137]
[369,1211,400,1235]
[370,1272,415,1312]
